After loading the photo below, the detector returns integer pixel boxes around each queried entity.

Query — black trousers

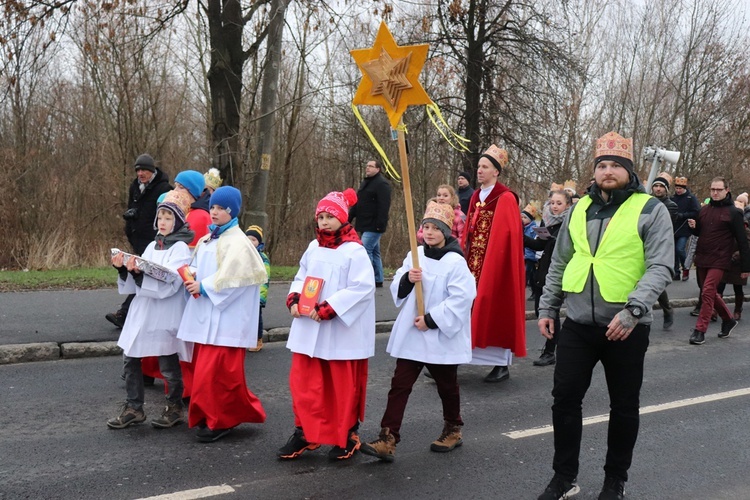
[551,318,650,483]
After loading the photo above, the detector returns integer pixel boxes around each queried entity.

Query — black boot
[484,365,509,383]
[663,308,674,329]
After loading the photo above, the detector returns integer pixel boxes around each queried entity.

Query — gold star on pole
[351,21,431,128]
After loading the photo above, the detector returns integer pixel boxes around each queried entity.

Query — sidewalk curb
[0,297,729,366]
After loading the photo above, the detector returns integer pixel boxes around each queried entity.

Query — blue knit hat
[210,186,242,217]
[175,170,206,199]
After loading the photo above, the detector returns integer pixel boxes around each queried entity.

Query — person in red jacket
[687,177,750,345]
[462,145,526,382]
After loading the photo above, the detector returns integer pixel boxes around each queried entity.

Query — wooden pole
[396,121,424,316]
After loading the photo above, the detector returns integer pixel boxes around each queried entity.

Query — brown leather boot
[360,427,397,462]
[430,422,463,452]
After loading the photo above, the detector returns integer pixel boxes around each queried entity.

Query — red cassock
[462,182,527,357]
[188,343,266,430]
[289,353,368,448]
[140,357,194,399]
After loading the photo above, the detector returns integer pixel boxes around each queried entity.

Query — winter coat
[458,185,475,215]
[125,169,172,254]
[523,221,539,262]
[692,193,750,272]
[348,172,392,233]
[671,188,701,239]
[524,221,563,289]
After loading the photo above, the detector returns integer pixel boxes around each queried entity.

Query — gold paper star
[351,21,431,128]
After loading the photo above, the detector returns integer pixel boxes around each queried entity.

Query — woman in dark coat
[523,189,572,366]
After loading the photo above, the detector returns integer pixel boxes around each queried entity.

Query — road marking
[504,387,750,439]
[136,485,235,500]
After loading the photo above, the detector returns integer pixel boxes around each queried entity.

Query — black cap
[134,154,156,172]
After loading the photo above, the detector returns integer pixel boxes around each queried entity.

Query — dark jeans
[124,353,183,409]
[120,294,134,315]
[695,267,732,332]
[534,285,560,353]
[551,319,650,483]
[717,282,744,313]
[674,236,689,274]
[525,259,537,288]
[258,304,264,340]
[657,290,672,314]
[380,358,462,443]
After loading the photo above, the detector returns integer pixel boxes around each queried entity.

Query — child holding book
[107,190,195,430]
[278,189,376,461]
[360,201,476,462]
[176,186,268,443]
[245,225,270,352]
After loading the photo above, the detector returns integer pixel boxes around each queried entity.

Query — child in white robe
[107,190,195,430]
[360,201,477,461]
[278,189,376,461]
[176,186,268,443]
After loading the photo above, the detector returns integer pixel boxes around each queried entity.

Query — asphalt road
[2,310,750,500]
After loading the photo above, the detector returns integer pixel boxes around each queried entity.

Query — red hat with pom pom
[316,188,358,224]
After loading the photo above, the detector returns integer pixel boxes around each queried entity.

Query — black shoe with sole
[196,426,232,443]
[537,474,580,500]
[719,318,738,338]
[598,476,624,500]
[689,329,705,345]
[105,310,126,328]
[484,365,509,383]
[278,427,321,459]
[328,431,361,460]
[690,307,700,317]
[533,351,556,366]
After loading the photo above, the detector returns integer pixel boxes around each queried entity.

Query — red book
[298,276,324,316]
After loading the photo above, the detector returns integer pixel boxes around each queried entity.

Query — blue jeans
[361,231,384,283]
[674,236,688,273]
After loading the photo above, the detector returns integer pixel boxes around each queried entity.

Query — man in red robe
[462,145,526,382]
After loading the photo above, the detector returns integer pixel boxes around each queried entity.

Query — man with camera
[106,154,172,328]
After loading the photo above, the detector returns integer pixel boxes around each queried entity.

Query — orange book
[298,276,324,316]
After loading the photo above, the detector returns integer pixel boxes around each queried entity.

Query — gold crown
[653,172,673,188]
[159,189,192,222]
[204,168,223,191]
[522,203,539,219]
[482,144,509,169]
[550,182,564,192]
[563,180,577,193]
[595,131,633,162]
[674,176,688,187]
[422,200,454,230]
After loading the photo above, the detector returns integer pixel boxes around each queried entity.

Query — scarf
[208,217,239,239]
[154,225,194,250]
[542,206,570,228]
[315,222,362,249]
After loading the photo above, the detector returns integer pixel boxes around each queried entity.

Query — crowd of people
[104,130,750,500]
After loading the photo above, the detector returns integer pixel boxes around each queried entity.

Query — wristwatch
[625,304,644,319]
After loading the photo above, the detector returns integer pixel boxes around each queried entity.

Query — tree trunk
[246,0,289,228]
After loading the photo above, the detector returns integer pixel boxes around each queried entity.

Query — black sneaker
[278,428,321,459]
[719,318,738,339]
[327,431,361,460]
[105,310,126,328]
[598,476,624,500]
[533,351,556,366]
[689,329,705,345]
[196,426,232,443]
[690,306,700,317]
[538,474,580,499]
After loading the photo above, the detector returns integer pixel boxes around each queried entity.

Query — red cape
[463,183,527,356]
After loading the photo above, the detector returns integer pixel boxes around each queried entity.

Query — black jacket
[457,185,474,215]
[523,222,562,289]
[671,188,700,239]
[125,169,172,254]
[349,172,392,233]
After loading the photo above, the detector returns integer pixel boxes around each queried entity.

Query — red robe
[462,182,527,357]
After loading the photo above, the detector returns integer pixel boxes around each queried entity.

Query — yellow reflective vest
[561,193,651,303]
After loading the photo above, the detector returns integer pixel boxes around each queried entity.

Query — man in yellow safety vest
[535,131,674,500]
